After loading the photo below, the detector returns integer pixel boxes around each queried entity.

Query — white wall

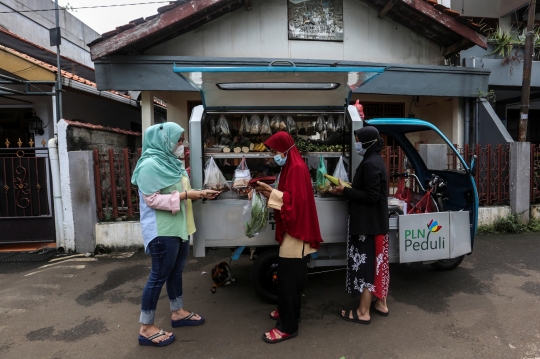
[0,0,99,67]
[146,0,442,65]
[450,0,527,18]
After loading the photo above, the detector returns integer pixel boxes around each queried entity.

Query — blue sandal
[138,329,175,347]
[171,312,205,328]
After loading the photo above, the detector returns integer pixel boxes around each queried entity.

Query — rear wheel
[250,249,279,303]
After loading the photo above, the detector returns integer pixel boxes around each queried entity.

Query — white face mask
[174,145,184,158]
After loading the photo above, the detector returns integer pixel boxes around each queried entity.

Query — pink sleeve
[143,191,181,214]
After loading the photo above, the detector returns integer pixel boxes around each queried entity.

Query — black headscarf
[354,126,384,155]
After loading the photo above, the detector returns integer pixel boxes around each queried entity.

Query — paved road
[1,233,540,359]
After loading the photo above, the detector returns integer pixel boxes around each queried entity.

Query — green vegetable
[245,191,268,238]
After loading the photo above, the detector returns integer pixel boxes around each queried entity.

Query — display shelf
[204,151,348,158]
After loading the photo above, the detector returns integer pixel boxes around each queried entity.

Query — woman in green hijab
[132,122,220,347]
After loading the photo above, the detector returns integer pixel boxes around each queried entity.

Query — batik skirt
[346,234,390,299]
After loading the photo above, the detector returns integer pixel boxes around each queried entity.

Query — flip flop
[138,330,175,347]
[262,328,298,344]
[371,302,389,317]
[269,310,301,323]
[171,312,205,328]
[340,308,371,325]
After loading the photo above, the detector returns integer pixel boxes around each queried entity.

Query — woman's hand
[330,179,346,196]
[203,189,220,199]
[255,181,273,199]
[187,190,220,201]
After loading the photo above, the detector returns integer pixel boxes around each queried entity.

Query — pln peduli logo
[427,219,442,233]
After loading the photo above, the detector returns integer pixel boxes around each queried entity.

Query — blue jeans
[140,236,189,325]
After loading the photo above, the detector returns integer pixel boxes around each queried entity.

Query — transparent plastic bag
[203,157,231,193]
[315,115,325,133]
[232,158,251,196]
[270,115,281,133]
[217,115,230,136]
[332,156,349,183]
[316,156,331,193]
[335,115,345,133]
[243,190,268,238]
[286,116,298,135]
[250,115,261,135]
[326,115,336,132]
[240,115,251,136]
[260,115,272,135]
[278,117,287,132]
[208,117,217,136]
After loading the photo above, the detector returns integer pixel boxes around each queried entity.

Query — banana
[324,174,352,188]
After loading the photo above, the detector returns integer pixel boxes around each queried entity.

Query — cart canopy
[173,63,385,111]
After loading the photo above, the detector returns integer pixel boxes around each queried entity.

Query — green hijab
[131,122,189,195]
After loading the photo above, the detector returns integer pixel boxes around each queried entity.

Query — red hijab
[265,132,323,249]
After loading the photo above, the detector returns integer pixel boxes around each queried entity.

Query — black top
[343,151,389,236]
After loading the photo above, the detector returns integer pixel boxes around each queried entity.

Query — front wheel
[430,255,464,271]
[250,249,279,303]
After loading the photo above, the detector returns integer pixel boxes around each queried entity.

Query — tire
[430,255,464,271]
[250,248,279,303]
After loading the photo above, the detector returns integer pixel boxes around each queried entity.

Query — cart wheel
[250,248,279,303]
[430,255,464,271]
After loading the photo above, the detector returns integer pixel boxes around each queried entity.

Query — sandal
[138,329,175,347]
[171,312,205,328]
[269,310,301,323]
[340,308,371,325]
[262,328,298,344]
[371,302,389,317]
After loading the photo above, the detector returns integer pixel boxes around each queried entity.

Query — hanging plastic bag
[232,158,251,196]
[278,116,287,132]
[250,115,262,135]
[355,99,365,120]
[260,115,272,135]
[315,115,325,133]
[286,116,299,135]
[207,117,217,136]
[326,115,336,132]
[240,116,251,136]
[203,157,230,193]
[335,115,345,133]
[243,190,268,238]
[332,156,349,183]
[270,115,281,133]
[216,115,230,136]
[316,156,331,194]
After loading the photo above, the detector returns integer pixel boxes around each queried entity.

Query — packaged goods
[270,115,281,133]
[332,156,349,183]
[260,115,272,135]
[203,157,231,193]
[240,116,251,136]
[316,156,331,193]
[278,117,287,132]
[232,158,251,196]
[243,190,268,238]
[326,115,336,132]
[286,116,299,135]
[250,115,262,135]
[315,115,325,133]
[208,117,217,136]
[216,115,231,136]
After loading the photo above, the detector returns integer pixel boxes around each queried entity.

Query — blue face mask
[354,139,377,156]
[274,154,287,166]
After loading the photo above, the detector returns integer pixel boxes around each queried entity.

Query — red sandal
[262,328,298,344]
[269,310,279,320]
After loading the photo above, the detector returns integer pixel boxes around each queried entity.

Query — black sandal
[371,302,389,317]
[340,308,371,325]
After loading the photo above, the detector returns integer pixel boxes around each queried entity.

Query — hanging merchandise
[331,156,349,183]
[344,114,351,134]
[355,99,365,120]
[286,116,299,135]
[335,114,345,133]
[208,117,217,136]
[232,157,252,196]
[203,157,231,193]
[326,115,336,132]
[316,156,331,193]
[216,115,231,136]
[315,115,325,133]
[243,190,269,238]
[260,115,272,135]
[250,115,262,135]
[278,116,287,132]
[240,115,251,136]
[270,115,281,133]
[306,121,316,136]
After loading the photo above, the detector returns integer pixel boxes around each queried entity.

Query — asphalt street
[1,232,540,359]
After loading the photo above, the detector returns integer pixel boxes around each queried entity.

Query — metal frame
[0,74,56,96]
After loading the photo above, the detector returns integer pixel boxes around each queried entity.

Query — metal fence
[0,147,52,218]
[93,148,141,221]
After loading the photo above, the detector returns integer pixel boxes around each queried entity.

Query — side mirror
[469,155,477,177]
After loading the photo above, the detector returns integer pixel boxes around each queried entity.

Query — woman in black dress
[331,126,390,324]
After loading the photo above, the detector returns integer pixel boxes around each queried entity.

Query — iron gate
[0,141,55,243]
